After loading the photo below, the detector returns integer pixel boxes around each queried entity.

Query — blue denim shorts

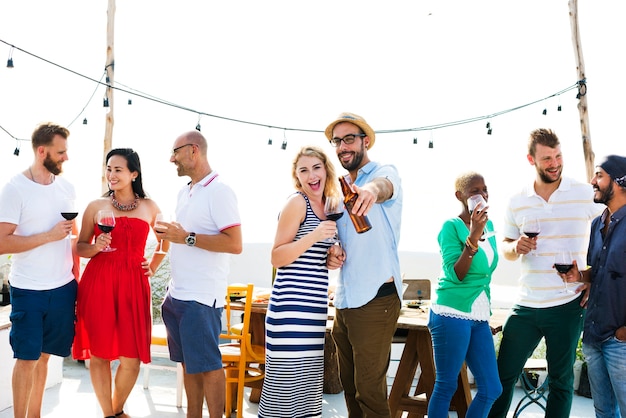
[161,294,223,374]
[10,279,78,360]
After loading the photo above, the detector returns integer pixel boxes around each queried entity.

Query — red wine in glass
[96,209,116,252]
[97,224,114,234]
[326,213,344,222]
[555,251,575,293]
[61,212,78,221]
[324,195,343,243]
[521,217,540,255]
[554,263,574,274]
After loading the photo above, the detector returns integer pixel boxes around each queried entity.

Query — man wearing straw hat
[325,112,403,418]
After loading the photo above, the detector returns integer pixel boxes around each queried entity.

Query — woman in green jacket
[427,171,502,418]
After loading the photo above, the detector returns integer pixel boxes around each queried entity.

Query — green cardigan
[434,217,498,313]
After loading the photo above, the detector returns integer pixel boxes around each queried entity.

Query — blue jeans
[428,311,502,418]
[583,338,626,418]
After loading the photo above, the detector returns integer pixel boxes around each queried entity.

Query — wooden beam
[569,0,595,182]
[102,0,116,194]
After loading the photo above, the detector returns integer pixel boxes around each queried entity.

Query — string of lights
[1,38,586,143]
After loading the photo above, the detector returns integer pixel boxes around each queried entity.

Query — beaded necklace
[111,192,139,211]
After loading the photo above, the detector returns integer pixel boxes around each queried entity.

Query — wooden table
[385,306,509,418]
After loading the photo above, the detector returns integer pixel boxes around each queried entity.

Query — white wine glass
[521,216,541,256]
[96,209,116,252]
[554,250,575,294]
[153,213,168,254]
[324,195,343,244]
[467,194,496,239]
[60,198,78,239]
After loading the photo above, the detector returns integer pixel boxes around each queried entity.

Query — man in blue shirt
[325,112,403,418]
[562,155,626,417]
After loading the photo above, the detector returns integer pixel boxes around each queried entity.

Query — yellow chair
[142,324,185,408]
[219,283,265,418]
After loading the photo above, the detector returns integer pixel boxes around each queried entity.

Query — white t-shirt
[503,176,603,308]
[0,173,76,290]
[168,172,241,307]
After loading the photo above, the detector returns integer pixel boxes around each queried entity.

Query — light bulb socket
[195,123,201,132]
[428,141,434,149]
[413,138,418,144]
[128,99,132,105]
[268,139,272,145]
[487,128,492,135]
[103,98,109,108]
[557,105,562,111]
[82,118,88,125]
[542,108,547,115]
[6,58,14,68]
[281,141,287,150]
[13,147,20,156]
[486,122,490,129]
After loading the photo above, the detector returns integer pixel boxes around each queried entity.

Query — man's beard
[594,181,614,205]
[43,153,62,175]
[340,143,365,172]
[537,166,561,184]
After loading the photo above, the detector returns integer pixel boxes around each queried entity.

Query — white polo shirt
[168,172,241,307]
[503,176,602,308]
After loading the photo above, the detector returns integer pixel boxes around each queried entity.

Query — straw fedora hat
[325,112,376,149]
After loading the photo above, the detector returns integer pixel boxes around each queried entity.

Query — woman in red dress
[73,148,168,418]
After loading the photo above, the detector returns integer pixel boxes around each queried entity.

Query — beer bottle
[339,175,372,233]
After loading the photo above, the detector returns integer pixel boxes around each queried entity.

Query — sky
[1,1,626,254]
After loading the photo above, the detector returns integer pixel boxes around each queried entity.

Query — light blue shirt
[334,161,403,309]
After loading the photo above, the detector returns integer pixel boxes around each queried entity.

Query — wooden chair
[219,283,265,418]
[142,323,185,408]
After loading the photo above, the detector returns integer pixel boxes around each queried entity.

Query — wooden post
[569,0,595,182]
[102,0,116,194]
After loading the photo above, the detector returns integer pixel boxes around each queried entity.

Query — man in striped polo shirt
[488,128,602,418]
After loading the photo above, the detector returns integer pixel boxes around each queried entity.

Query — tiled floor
[0,356,596,417]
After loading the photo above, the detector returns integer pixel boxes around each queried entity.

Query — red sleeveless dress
[73,217,152,363]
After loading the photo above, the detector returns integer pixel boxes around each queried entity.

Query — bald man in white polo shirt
[157,130,242,418]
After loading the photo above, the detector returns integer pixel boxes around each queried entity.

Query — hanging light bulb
[428,140,434,149]
[195,123,201,131]
[487,128,492,135]
[127,99,132,105]
[486,122,491,129]
[542,108,547,115]
[557,104,562,112]
[413,137,418,144]
[13,147,20,156]
[83,118,88,125]
[103,97,109,108]
[6,47,14,68]
[281,140,287,150]
[267,138,273,145]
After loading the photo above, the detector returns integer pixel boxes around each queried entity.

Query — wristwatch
[185,232,196,247]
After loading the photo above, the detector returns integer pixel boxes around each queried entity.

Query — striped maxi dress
[258,192,332,418]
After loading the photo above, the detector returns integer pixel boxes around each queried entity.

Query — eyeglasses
[171,143,194,156]
[329,133,365,147]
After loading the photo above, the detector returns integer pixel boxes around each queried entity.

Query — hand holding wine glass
[521,216,540,256]
[324,195,344,244]
[467,194,496,239]
[96,209,116,252]
[60,198,78,239]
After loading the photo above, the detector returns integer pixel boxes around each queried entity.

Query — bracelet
[579,271,584,282]
[465,237,479,252]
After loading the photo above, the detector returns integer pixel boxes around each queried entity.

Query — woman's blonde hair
[292,146,339,198]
